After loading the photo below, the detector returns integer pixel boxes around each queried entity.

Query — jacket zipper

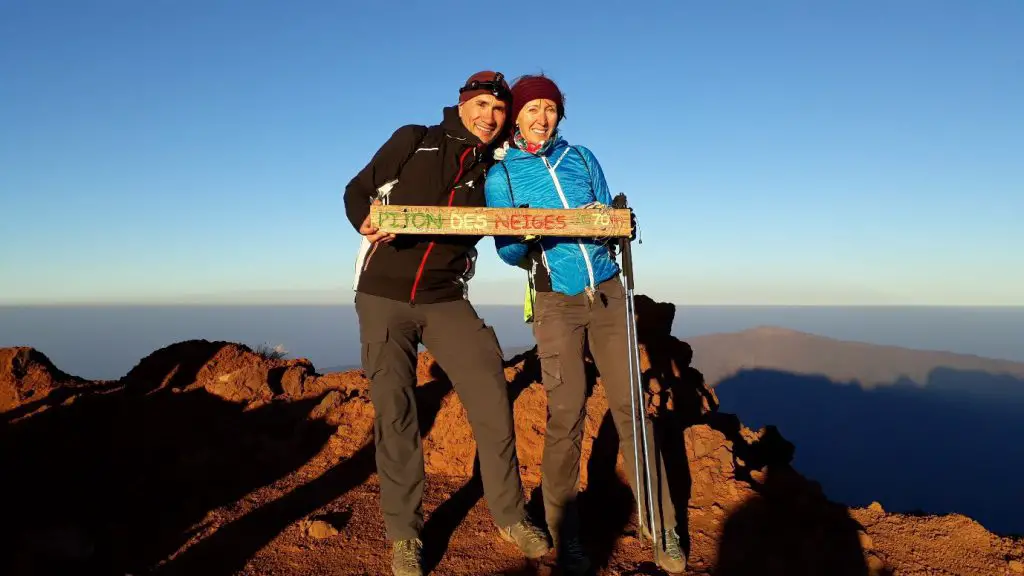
[409,145,476,305]
[543,154,597,292]
[362,242,381,271]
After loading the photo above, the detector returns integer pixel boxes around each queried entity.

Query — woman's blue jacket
[484,135,620,297]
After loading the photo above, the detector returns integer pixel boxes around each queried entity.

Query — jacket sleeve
[484,163,528,267]
[576,145,612,206]
[343,124,426,231]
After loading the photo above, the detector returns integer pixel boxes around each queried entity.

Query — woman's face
[516,98,559,145]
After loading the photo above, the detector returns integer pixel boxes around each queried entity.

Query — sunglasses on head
[459,72,510,99]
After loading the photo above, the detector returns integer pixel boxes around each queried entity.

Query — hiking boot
[555,534,592,575]
[497,517,551,559]
[654,527,686,574]
[390,537,424,576]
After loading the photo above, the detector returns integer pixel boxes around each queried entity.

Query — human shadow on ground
[157,360,457,576]
[420,456,486,572]
[713,366,1024,536]
[0,341,333,576]
[612,413,872,576]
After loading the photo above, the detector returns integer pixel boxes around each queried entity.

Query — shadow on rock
[0,341,335,576]
[157,360,457,576]
[713,433,881,576]
[579,411,638,571]
[506,341,634,571]
[714,367,1024,536]
[504,294,719,574]
[421,456,485,573]
[422,355,555,574]
[1,346,112,424]
[632,294,720,569]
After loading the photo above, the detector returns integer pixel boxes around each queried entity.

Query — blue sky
[1,0,1021,306]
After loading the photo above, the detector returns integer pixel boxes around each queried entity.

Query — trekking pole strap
[620,238,635,290]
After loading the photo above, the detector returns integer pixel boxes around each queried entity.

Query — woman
[484,74,686,575]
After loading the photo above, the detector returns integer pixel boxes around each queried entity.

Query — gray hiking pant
[533,275,676,541]
[354,292,527,541]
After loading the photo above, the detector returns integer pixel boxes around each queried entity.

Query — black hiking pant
[354,291,527,541]
[532,276,677,542]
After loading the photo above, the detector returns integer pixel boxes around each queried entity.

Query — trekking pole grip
[611,193,635,290]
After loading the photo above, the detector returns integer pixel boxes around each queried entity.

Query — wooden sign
[369,204,632,237]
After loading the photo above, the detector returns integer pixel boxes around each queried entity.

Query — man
[343,71,550,576]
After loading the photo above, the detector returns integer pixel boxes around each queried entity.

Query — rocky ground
[2,296,1022,575]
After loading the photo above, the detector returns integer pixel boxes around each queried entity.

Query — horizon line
[3,301,1023,309]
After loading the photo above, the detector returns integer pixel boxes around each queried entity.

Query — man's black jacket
[344,105,496,305]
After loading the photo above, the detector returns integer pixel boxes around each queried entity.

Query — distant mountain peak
[742,325,809,337]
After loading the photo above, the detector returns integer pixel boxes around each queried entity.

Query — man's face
[458,94,507,144]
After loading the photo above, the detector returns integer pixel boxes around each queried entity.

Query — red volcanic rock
[0,346,88,413]
[2,295,1020,575]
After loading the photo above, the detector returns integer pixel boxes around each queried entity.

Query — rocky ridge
[1,295,1021,575]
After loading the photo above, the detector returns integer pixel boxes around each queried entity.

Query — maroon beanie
[510,75,565,124]
[458,70,512,105]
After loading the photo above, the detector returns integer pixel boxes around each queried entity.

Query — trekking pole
[611,193,658,554]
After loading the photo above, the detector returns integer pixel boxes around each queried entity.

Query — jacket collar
[441,105,482,146]
[503,134,569,161]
